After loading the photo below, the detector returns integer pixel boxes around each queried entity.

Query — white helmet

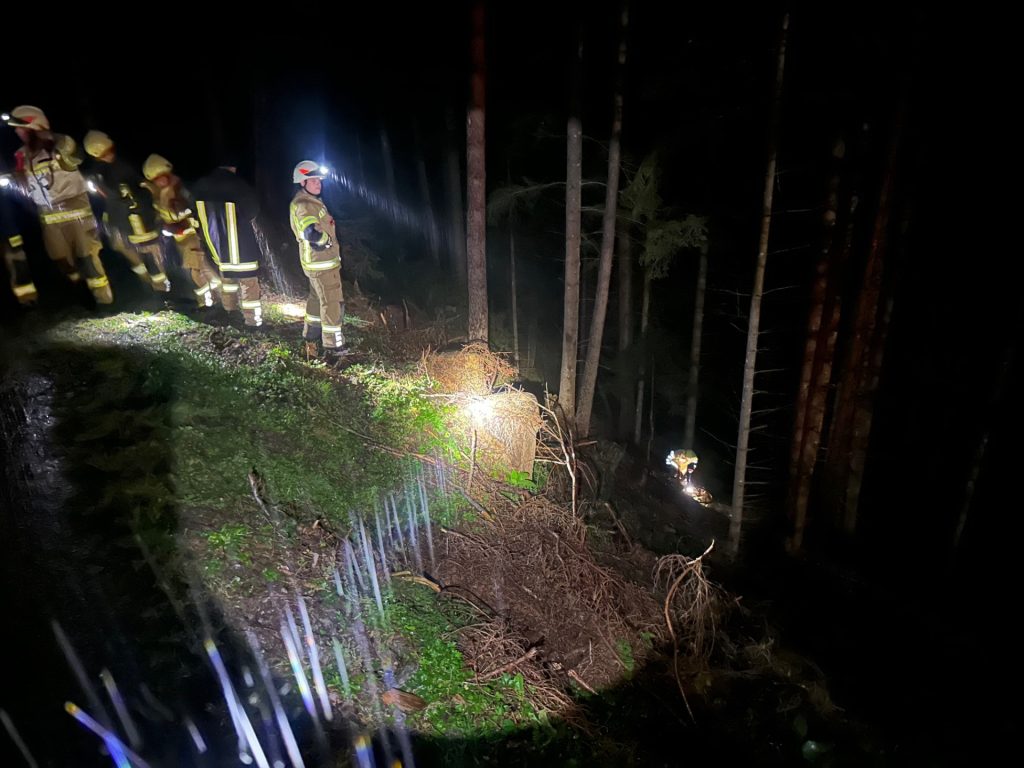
[6,105,50,131]
[293,160,327,184]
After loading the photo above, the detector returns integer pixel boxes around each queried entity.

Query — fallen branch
[473,647,539,681]
[603,502,633,548]
[453,485,495,522]
[567,670,597,695]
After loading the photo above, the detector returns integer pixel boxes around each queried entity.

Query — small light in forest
[279,302,306,319]
[86,180,97,193]
[0,176,9,188]
[319,166,330,176]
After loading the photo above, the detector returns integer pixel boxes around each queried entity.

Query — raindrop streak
[280,621,317,720]
[99,668,142,750]
[374,508,392,585]
[389,494,405,553]
[297,594,333,722]
[52,621,114,731]
[65,702,150,768]
[345,538,368,593]
[353,732,375,768]
[405,493,423,573]
[0,708,39,768]
[359,519,385,615]
[204,639,270,768]
[332,638,352,697]
[247,631,305,768]
[418,476,436,572]
[183,716,208,755]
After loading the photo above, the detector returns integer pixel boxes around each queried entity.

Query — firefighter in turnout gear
[666,449,699,484]
[5,106,113,304]
[192,160,264,326]
[142,153,221,308]
[83,131,169,293]
[1,174,38,305]
[289,161,344,357]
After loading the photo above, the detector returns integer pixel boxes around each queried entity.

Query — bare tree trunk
[786,138,845,553]
[617,220,635,439]
[576,1,629,438]
[787,190,858,553]
[827,100,905,535]
[559,28,584,420]
[953,339,1015,553]
[527,315,538,370]
[844,288,893,530]
[466,0,488,342]
[633,267,651,445]
[356,133,366,189]
[446,113,467,289]
[684,244,708,448]
[644,356,656,468]
[415,125,441,269]
[510,226,520,365]
[730,12,788,559]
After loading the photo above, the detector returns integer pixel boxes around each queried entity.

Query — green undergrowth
[46,312,457,531]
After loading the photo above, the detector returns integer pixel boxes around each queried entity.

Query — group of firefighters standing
[1,105,346,358]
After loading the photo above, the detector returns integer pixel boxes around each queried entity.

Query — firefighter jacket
[90,157,158,246]
[15,135,94,224]
[289,188,340,273]
[192,168,261,280]
[149,176,199,242]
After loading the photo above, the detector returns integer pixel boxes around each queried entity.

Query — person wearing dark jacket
[1,173,37,305]
[192,162,263,326]
[83,130,169,292]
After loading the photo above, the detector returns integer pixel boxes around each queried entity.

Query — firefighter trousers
[220,275,262,326]
[3,237,37,305]
[303,268,344,348]
[41,218,113,304]
[175,234,221,307]
[109,230,170,292]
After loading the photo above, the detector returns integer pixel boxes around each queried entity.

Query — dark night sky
[2,3,1012,576]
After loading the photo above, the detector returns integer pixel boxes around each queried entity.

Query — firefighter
[191,157,264,326]
[1,173,38,305]
[83,131,170,293]
[4,106,112,304]
[142,153,221,308]
[289,160,344,358]
[666,449,699,485]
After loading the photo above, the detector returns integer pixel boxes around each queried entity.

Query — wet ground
[1,267,1005,766]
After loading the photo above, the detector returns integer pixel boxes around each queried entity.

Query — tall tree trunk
[527,315,538,370]
[826,99,906,534]
[356,133,366,189]
[466,0,488,342]
[414,124,441,269]
[559,27,584,420]
[787,188,859,553]
[576,1,629,438]
[510,226,520,365]
[684,244,708,448]
[645,356,656,467]
[380,127,405,262]
[786,137,845,552]
[844,287,893,531]
[446,112,467,288]
[953,337,1015,553]
[617,220,635,439]
[730,12,788,559]
[633,267,651,445]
